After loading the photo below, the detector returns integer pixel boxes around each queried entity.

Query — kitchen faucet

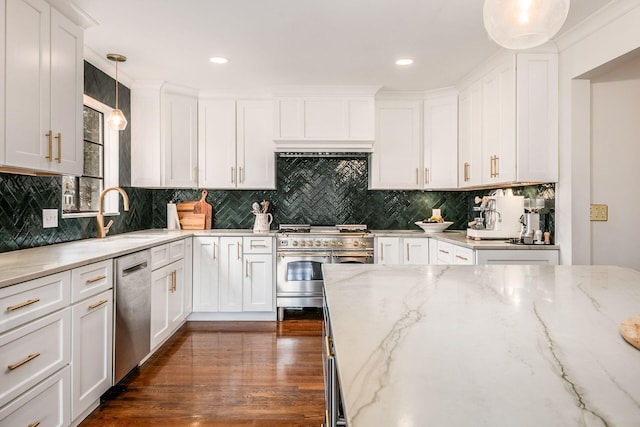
[96,187,130,238]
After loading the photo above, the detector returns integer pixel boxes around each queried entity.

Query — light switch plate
[43,209,58,228]
[590,204,608,221]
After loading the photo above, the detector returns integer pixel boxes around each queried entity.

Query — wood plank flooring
[81,311,325,426]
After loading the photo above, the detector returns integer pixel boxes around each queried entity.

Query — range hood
[274,140,374,153]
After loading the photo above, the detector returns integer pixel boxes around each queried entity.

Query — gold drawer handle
[456,255,468,261]
[86,275,106,284]
[88,299,108,310]
[54,132,62,163]
[28,422,41,427]
[8,352,41,370]
[45,131,53,161]
[439,249,449,254]
[7,298,40,312]
[250,243,268,248]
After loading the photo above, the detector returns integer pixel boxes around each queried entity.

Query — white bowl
[414,221,453,233]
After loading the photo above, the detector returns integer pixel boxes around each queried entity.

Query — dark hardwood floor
[81,310,325,426]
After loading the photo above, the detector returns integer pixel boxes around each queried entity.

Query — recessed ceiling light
[395,58,414,66]
[209,56,229,64]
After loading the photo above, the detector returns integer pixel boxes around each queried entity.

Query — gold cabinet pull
[213,242,217,260]
[406,243,410,262]
[85,275,106,284]
[456,255,468,261]
[231,167,235,183]
[379,242,384,261]
[54,132,62,163]
[28,422,41,427]
[245,260,249,277]
[45,131,53,161]
[239,166,244,183]
[237,244,241,260]
[439,249,449,254]
[494,155,499,177]
[8,352,41,370]
[250,243,267,248]
[7,298,40,312]
[415,168,419,185]
[88,299,108,310]
[324,335,334,357]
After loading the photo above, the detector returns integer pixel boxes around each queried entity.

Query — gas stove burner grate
[278,224,311,233]
[336,224,368,233]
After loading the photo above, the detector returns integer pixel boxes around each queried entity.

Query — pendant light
[106,53,128,130]
[483,0,570,50]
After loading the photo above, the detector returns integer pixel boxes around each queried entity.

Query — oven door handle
[331,252,373,258]
[278,252,331,258]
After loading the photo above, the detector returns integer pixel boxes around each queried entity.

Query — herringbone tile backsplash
[0,155,554,253]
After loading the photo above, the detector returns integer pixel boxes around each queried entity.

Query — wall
[556,0,640,265]
[590,55,640,269]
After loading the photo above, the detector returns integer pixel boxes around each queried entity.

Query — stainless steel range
[276,224,374,321]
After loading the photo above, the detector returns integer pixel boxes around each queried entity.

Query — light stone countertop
[322,264,640,427]
[371,229,560,250]
[0,229,274,289]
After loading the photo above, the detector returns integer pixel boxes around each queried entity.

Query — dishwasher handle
[121,261,148,277]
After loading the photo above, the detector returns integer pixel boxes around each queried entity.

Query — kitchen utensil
[414,221,453,233]
[262,200,270,213]
[193,190,212,229]
[620,316,640,350]
[252,202,261,214]
[179,213,206,230]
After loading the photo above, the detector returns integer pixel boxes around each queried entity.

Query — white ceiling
[74,0,612,94]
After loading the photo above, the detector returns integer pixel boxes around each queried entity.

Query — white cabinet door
[71,290,113,421]
[476,249,559,265]
[150,264,170,350]
[370,101,422,189]
[163,92,198,188]
[458,82,482,187]
[423,93,458,189]
[192,237,220,312]
[376,237,401,264]
[4,0,83,175]
[482,58,516,185]
[167,259,185,329]
[236,100,275,189]
[219,237,243,312]
[403,238,430,265]
[183,237,193,317]
[453,245,475,265]
[243,253,273,312]
[198,99,236,188]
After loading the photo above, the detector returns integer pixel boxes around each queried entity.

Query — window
[62,95,119,217]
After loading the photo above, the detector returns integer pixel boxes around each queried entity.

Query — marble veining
[322,264,640,427]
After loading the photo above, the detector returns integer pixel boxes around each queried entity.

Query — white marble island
[322,264,640,427]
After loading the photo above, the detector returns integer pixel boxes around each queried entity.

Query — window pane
[83,141,103,178]
[83,106,102,144]
[62,175,78,212]
[79,177,101,211]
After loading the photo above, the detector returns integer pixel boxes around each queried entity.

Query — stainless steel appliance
[467,194,524,240]
[114,250,151,384]
[276,224,373,321]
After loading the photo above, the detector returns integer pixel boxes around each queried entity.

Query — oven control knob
[338,242,343,247]
[353,241,359,247]
[292,241,299,247]
[360,241,366,247]
[323,241,328,246]
[331,241,336,246]
[307,241,313,246]
[315,241,321,247]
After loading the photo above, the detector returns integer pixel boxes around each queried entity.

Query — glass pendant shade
[107,109,128,131]
[483,0,570,50]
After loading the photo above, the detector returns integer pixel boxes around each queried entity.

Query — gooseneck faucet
[96,186,130,238]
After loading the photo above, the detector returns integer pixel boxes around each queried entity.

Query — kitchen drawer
[436,241,453,265]
[71,260,113,303]
[243,236,273,254]
[453,245,474,265]
[0,271,71,334]
[0,308,71,407]
[0,365,70,427]
[151,239,186,270]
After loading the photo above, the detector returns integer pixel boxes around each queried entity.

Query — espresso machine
[519,198,544,244]
[467,192,524,240]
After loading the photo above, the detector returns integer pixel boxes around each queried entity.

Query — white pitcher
[253,213,273,233]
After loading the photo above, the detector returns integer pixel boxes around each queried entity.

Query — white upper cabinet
[370,90,458,190]
[131,82,198,188]
[273,86,379,152]
[423,90,458,189]
[199,99,275,189]
[3,0,83,175]
[458,51,558,187]
[370,100,422,189]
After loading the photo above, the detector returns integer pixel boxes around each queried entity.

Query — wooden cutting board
[620,316,640,350]
[179,213,206,230]
[193,190,212,229]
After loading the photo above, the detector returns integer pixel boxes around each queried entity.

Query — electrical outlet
[590,204,608,221]
[43,209,58,228]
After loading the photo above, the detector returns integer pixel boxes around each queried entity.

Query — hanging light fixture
[106,53,128,130]
[483,0,570,50]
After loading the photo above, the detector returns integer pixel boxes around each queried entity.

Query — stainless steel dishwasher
[114,249,151,384]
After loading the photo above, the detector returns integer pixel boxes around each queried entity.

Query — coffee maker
[519,198,544,244]
[467,192,524,240]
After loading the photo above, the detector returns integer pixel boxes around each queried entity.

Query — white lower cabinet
[0,365,70,427]
[476,249,559,265]
[375,237,431,265]
[192,236,275,317]
[435,241,474,265]
[71,289,113,421]
[150,258,185,351]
